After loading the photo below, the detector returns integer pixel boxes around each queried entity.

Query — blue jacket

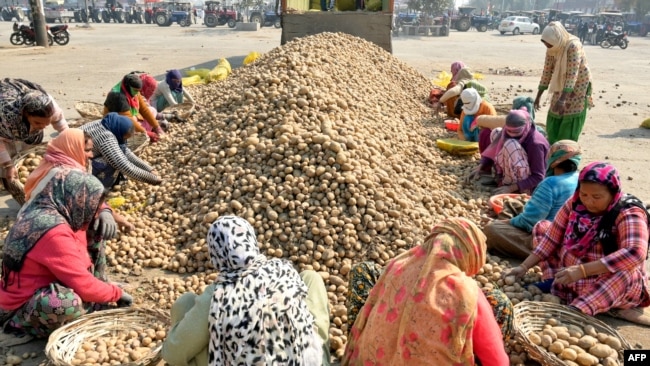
[510,171,578,232]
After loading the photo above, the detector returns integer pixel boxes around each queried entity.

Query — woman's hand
[534,90,544,112]
[465,166,482,184]
[493,184,517,195]
[552,99,567,115]
[554,265,583,285]
[4,165,17,181]
[507,265,528,279]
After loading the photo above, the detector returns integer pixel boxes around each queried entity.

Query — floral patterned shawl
[343,218,487,366]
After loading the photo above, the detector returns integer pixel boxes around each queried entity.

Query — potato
[604,335,622,351]
[597,332,610,343]
[602,357,618,366]
[509,354,524,364]
[529,333,542,346]
[557,339,570,348]
[589,344,614,358]
[557,331,571,341]
[543,328,558,341]
[552,326,569,334]
[568,325,585,338]
[583,325,598,337]
[6,355,23,365]
[570,345,586,354]
[568,336,581,345]
[565,362,580,366]
[576,352,599,366]
[549,341,565,354]
[578,335,597,350]
[547,318,560,326]
[561,348,578,361]
[541,334,554,348]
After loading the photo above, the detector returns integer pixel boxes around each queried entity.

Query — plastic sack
[436,138,479,156]
[432,71,451,88]
[243,51,261,65]
[366,0,381,11]
[215,58,231,74]
[185,68,211,78]
[182,74,205,86]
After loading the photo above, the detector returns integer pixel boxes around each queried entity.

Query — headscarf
[20,91,52,116]
[563,162,623,257]
[455,67,474,84]
[343,218,486,365]
[541,21,580,94]
[460,88,481,115]
[2,169,104,288]
[138,73,158,101]
[207,216,321,365]
[100,113,134,145]
[450,61,466,82]
[512,95,535,121]
[546,140,582,177]
[482,109,533,161]
[24,128,88,201]
[165,69,183,94]
[110,74,142,117]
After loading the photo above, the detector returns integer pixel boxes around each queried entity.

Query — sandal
[607,307,650,326]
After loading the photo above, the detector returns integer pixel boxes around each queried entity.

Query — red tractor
[203,1,241,28]
[144,0,162,24]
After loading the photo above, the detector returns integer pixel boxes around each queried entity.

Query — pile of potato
[528,318,623,366]
[71,325,166,366]
[102,32,495,357]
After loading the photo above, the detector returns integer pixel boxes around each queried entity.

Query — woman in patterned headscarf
[162,216,331,366]
[103,73,164,142]
[510,162,650,325]
[343,218,509,366]
[439,67,490,119]
[535,21,593,144]
[150,69,197,113]
[0,170,132,339]
[484,140,582,259]
[0,78,68,201]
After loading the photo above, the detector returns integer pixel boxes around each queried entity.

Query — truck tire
[135,12,143,23]
[116,12,125,23]
[204,14,218,27]
[274,18,281,28]
[250,14,262,24]
[125,13,133,23]
[155,13,169,26]
[101,10,110,23]
[478,24,487,32]
[227,18,236,28]
[456,18,470,32]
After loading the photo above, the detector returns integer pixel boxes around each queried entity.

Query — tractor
[154,1,192,27]
[203,1,240,28]
[248,6,281,28]
[99,0,127,23]
[144,0,163,24]
[124,5,145,23]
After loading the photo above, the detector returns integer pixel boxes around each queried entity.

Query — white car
[498,16,540,35]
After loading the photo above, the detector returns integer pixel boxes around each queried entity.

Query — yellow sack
[185,68,211,78]
[432,71,451,88]
[216,58,232,74]
[336,0,355,11]
[243,51,261,65]
[182,74,205,86]
[309,0,320,10]
[436,138,479,156]
[641,118,650,129]
[107,196,126,210]
[366,0,381,11]
[207,66,229,83]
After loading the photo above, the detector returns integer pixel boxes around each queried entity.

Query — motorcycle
[600,30,628,49]
[49,24,70,45]
[10,22,54,46]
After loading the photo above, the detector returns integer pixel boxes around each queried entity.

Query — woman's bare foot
[608,307,650,326]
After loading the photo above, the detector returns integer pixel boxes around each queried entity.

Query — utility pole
[28,0,49,47]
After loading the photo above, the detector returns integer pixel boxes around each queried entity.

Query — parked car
[498,16,540,35]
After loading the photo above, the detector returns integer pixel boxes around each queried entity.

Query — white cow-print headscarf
[207,216,322,365]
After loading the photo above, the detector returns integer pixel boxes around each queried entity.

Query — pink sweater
[473,291,510,365]
[0,225,122,310]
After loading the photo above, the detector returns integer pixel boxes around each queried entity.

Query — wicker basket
[46,307,170,366]
[4,144,48,205]
[127,133,149,155]
[493,103,512,115]
[74,101,104,119]
[514,301,631,366]
[67,116,98,129]
[165,102,195,121]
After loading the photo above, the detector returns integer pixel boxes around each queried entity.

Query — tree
[614,0,650,18]
[406,0,453,15]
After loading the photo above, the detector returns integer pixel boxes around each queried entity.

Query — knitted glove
[92,209,117,239]
[117,292,133,307]
[146,131,159,143]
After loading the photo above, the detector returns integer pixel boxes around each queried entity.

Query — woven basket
[514,301,631,366]
[127,133,149,155]
[46,307,170,366]
[67,116,98,129]
[165,102,195,121]
[74,101,104,119]
[493,103,512,115]
[5,144,48,205]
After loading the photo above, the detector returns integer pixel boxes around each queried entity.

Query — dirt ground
[0,22,649,364]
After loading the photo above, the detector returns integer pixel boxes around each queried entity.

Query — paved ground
[1,21,649,364]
